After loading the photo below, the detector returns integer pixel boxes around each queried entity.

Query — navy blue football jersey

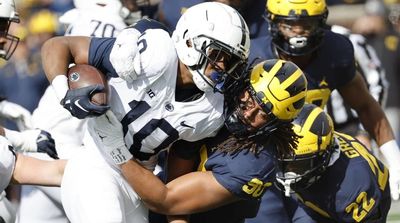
[196,129,277,200]
[173,127,277,222]
[250,29,356,108]
[295,132,391,223]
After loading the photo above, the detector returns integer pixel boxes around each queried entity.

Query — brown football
[67,64,109,105]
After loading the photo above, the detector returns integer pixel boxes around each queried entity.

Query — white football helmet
[172,2,250,92]
[0,0,19,60]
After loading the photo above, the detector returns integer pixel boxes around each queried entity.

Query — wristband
[51,75,69,102]
[380,139,400,168]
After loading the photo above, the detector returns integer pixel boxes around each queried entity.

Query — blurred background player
[275,103,391,223]
[59,0,158,37]
[327,24,387,149]
[0,134,65,217]
[15,1,149,223]
[0,1,59,222]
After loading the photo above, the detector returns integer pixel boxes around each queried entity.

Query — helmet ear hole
[185,39,192,48]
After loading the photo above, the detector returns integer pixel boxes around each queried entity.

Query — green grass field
[388,200,400,223]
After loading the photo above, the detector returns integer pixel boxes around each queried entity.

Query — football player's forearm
[11,154,66,186]
[42,36,90,82]
[0,126,4,136]
[41,37,73,82]
[121,159,172,212]
[357,99,394,146]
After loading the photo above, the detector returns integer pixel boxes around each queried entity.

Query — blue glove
[61,85,110,119]
[36,130,59,160]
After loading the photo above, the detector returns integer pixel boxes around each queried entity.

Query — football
[67,64,109,105]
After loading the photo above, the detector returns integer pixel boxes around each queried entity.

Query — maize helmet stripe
[293,104,334,155]
[249,59,307,121]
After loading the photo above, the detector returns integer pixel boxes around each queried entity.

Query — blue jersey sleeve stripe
[88,37,118,78]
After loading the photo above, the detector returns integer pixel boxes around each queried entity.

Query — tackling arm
[11,154,66,186]
[121,159,238,215]
[92,111,239,214]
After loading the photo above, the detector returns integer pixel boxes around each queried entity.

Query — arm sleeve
[88,37,118,78]
[332,33,357,88]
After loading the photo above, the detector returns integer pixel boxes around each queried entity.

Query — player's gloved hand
[110,28,140,83]
[0,100,33,130]
[389,168,400,201]
[380,140,400,200]
[89,110,132,166]
[4,128,59,159]
[61,85,110,119]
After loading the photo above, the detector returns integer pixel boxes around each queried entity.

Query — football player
[0,1,59,222]
[327,25,387,149]
[247,0,400,221]
[42,2,250,222]
[88,59,307,223]
[59,0,147,37]
[16,1,142,223]
[0,130,65,223]
[275,103,391,223]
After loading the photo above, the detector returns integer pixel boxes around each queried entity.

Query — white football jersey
[0,136,15,192]
[32,8,128,158]
[86,29,225,170]
[62,7,127,37]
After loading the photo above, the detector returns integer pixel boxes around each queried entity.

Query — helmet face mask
[0,0,19,60]
[190,37,249,92]
[173,2,250,93]
[266,0,328,56]
[275,104,335,196]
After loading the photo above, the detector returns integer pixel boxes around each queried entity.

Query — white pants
[0,191,16,223]
[16,185,68,223]
[61,147,148,223]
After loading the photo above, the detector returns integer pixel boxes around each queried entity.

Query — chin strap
[276,177,296,197]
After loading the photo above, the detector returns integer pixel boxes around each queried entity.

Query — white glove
[380,140,400,200]
[0,100,33,130]
[89,110,133,165]
[110,28,141,83]
[3,128,59,159]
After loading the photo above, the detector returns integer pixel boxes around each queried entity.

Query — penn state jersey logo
[165,102,174,112]
[69,72,80,82]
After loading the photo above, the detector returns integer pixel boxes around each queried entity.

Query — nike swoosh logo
[74,99,89,112]
[180,121,195,129]
[97,132,107,141]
